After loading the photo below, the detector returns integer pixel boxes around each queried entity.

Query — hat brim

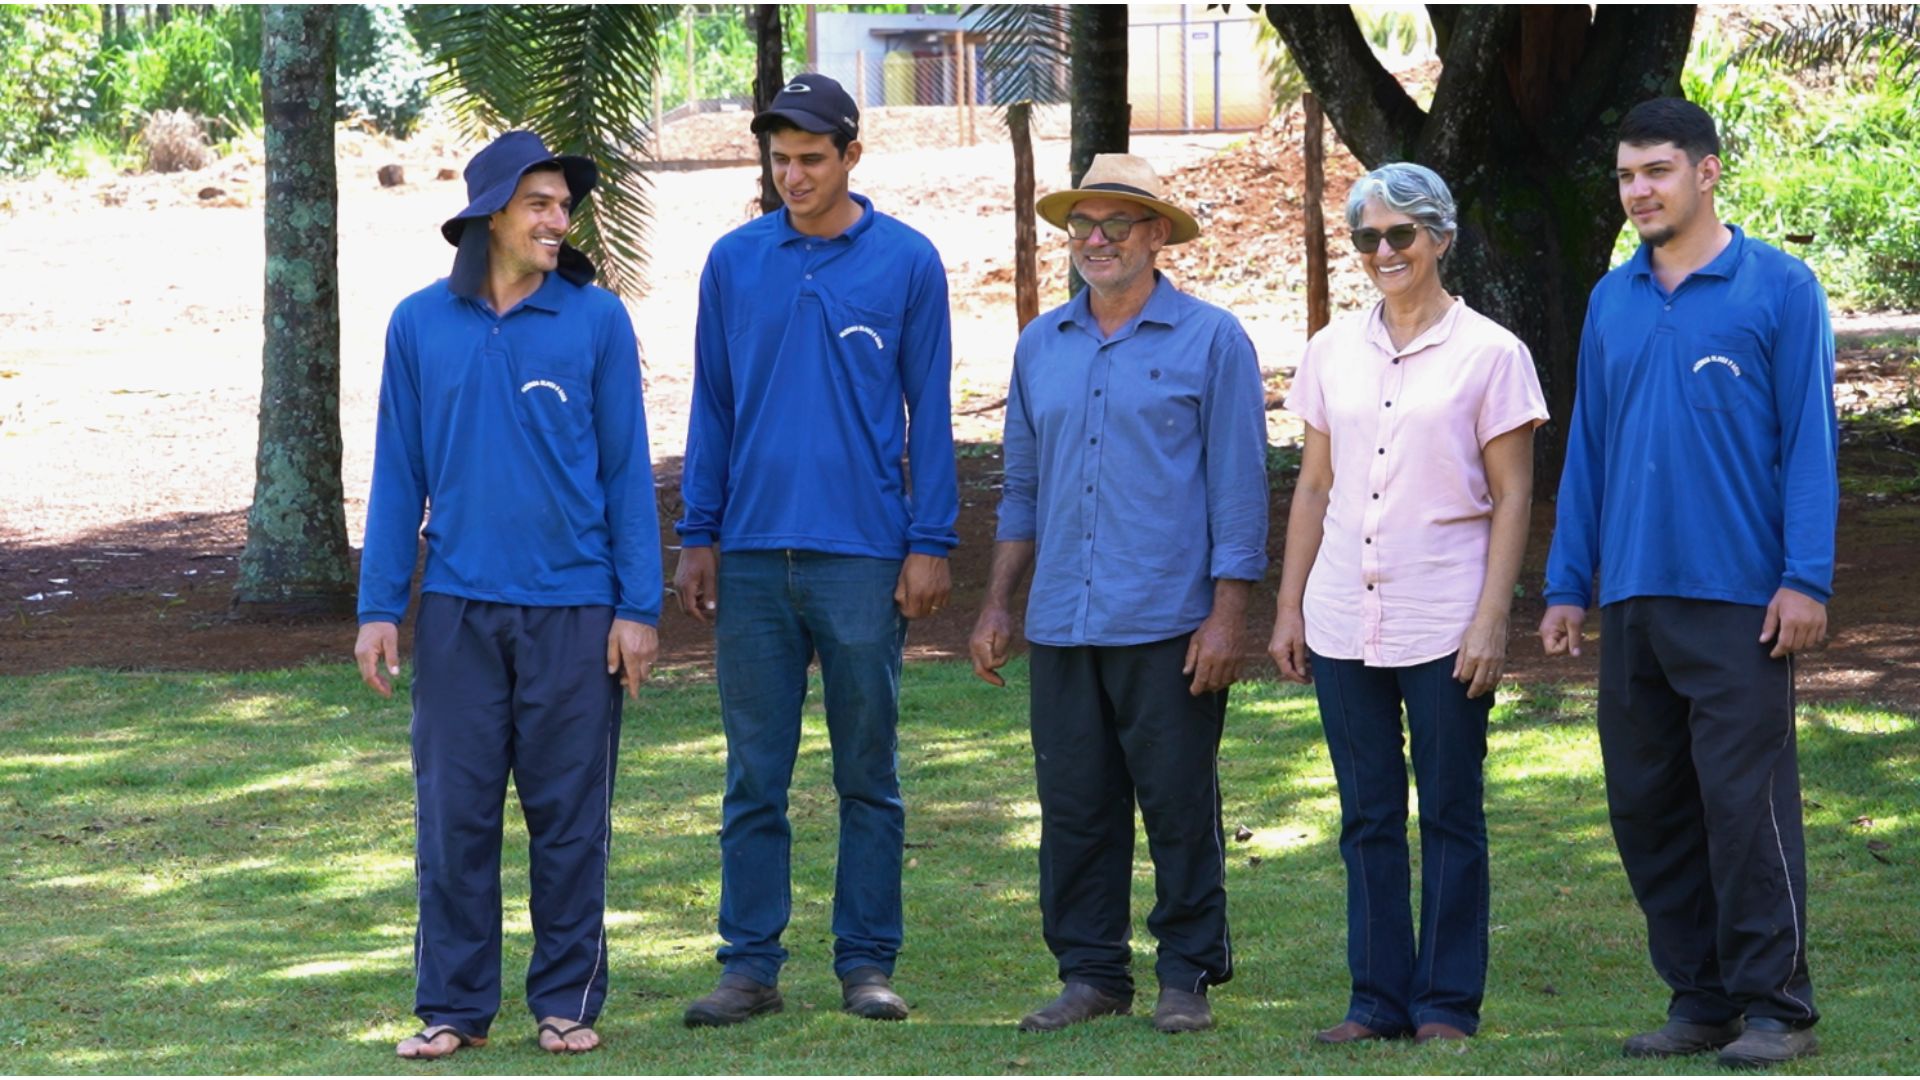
[749,107,852,138]
[1036,187,1200,244]
[440,154,599,246]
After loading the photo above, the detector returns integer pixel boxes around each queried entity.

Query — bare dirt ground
[2,113,1916,708]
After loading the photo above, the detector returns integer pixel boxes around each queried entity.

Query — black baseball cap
[750,73,860,141]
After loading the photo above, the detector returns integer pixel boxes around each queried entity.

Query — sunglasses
[1350,224,1422,253]
[1065,215,1155,242]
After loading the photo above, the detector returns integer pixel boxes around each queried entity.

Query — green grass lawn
[1,663,1914,1074]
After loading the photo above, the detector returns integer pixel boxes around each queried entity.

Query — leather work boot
[1415,1021,1469,1044]
[841,967,909,1021]
[1717,1019,1818,1068]
[683,972,783,1027]
[1016,982,1132,1032]
[1315,1020,1401,1044]
[1151,987,1213,1033]
[1621,1016,1745,1058]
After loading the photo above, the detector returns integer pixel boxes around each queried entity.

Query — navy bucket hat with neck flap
[443,130,600,290]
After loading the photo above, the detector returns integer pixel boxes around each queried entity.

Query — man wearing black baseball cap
[356,130,662,1059]
[676,73,958,1027]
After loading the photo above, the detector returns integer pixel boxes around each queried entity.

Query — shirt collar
[776,191,876,246]
[1363,295,1464,357]
[1059,271,1183,338]
[445,264,570,316]
[1626,223,1747,282]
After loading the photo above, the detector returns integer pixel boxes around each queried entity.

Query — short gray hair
[1345,162,1457,246]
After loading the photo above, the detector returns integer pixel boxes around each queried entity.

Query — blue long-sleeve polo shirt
[676,193,959,558]
[997,273,1270,646]
[357,273,663,626]
[1544,226,1838,610]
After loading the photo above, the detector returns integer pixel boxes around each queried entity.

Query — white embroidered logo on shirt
[520,379,569,402]
[838,325,885,350]
[1692,354,1742,377]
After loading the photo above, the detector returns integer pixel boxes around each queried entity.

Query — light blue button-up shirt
[997,273,1269,646]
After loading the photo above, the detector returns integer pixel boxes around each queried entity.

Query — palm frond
[413,4,672,298]
[965,4,1070,126]
[1738,4,1920,83]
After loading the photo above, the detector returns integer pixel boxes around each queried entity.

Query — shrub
[98,10,263,141]
[140,107,211,173]
[0,5,101,173]
[337,4,431,137]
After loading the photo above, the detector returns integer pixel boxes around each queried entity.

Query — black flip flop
[400,1025,484,1060]
[537,1020,599,1054]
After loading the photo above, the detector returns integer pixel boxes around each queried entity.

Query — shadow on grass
[2,666,1917,1074]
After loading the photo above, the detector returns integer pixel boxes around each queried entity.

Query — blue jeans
[713,550,907,985]
[1310,649,1491,1035]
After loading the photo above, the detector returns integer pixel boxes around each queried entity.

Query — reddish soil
[4,430,1916,709]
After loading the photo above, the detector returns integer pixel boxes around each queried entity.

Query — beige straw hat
[1036,153,1200,244]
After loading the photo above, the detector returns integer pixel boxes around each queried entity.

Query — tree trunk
[233,4,352,619]
[751,3,784,214]
[1067,4,1129,298]
[1009,101,1039,331]
[1263,5,1695,488]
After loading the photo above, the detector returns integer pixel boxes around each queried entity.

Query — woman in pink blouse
[1269,163,1547,1046]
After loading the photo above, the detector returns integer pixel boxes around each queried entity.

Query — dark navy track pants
[409,594,622,1035]
[1599,597,1817,1028]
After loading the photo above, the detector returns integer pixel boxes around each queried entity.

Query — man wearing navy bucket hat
[354,130,662,1059]
[674,73,958,1027]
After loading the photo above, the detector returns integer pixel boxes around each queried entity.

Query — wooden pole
[1303,92,1329,338]
[1010,101,1039,331]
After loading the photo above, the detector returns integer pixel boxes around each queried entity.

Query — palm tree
[968,4,1070,322]
[411,5,671,298]
[1737,4,1920,84]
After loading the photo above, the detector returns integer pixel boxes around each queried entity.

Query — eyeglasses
[1350,224,1422,254]
[1065,215,1155,242]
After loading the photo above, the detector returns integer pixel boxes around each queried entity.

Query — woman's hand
[1453,611,1508,698]
[1268,607,1313,685]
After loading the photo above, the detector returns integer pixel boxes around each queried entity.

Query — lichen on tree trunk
[233,4,352,619]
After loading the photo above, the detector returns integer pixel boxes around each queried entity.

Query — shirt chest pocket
[825,298,900,392]
[507,354,591,437]
[1680,333,1762,414]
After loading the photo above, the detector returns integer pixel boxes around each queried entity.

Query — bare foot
[537,1017,601,1054]
[396,1024,482,1059]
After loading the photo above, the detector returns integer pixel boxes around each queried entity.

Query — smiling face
[488,167,571,279]
[769,127,860,228]
[1354,198,1448,304]
[1067,195,1170,300]
[1616,140,1719,248]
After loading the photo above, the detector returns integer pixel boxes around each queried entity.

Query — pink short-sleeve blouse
[1285,298,1549,668]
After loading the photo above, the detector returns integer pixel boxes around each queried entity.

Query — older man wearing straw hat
[969,154,1269,1035]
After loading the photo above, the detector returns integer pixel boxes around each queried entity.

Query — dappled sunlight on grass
[3,665,1917,1073]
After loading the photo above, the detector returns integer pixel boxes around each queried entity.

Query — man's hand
[674,546,719,624]
[1760,587,1827,659]
[1267,607,1312,685]
[969,605,1015,687]
[894,553,951,620]
[1453,610,1509,699]
[355,621,401,697]
[1183,607,1246,696]
[1539,604,1587,657]
[606,618,659,699]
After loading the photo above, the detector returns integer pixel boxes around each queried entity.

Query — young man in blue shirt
[1541,98,1836,1067]
[354,131,662,1060]
[674,74,958,1026]
[969,155,1269,1035]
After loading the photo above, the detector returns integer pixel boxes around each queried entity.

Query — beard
[1638,222,1678,247]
